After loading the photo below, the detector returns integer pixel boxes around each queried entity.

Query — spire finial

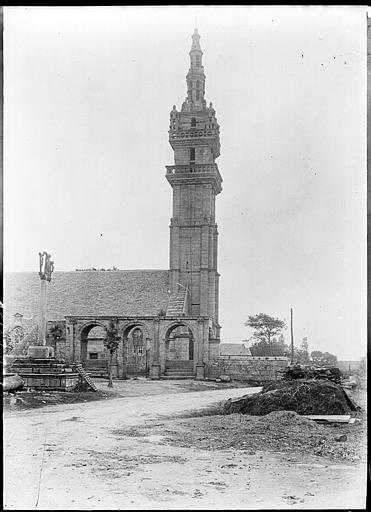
[191,28,201,52]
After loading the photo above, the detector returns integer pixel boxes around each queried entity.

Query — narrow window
[196,90,200,101]
[191,117,196,128]
[196,55,201,67]
[190,148,195,162]
[196,80,200,89]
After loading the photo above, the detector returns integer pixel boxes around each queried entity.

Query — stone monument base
[27,345,54,359]
[195,364,205,380]
[150,364,161,380]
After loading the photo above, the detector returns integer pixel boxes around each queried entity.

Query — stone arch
[119,322,151,378]
[164,321,195,366]
[78,320,107,338]
[79,321,107,368]
[164,321,195,341]
[120,321,151,341]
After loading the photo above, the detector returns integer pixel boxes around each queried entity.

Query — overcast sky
[3,6,367,360]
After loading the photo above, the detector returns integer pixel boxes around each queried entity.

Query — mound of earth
[149,410,365,462]
[224,380,352,416]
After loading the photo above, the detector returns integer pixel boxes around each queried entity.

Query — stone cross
[38,251,54,345]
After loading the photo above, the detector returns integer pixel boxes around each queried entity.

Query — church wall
[206,357,290,382]
[209,341,220,360]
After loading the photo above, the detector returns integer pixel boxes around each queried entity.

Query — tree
[301,337,309,354]
[310,350,338,366]
[245,313,286,351]
[3,323,38,356]
[295,337,310,364]
[321,351,338,366]
[250,339,271,356]
[3,330,15,355]
[104,321,120,388]
[278,334,285,345]
[311,350,323,363]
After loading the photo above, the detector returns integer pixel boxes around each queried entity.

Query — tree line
[245,313,338,366]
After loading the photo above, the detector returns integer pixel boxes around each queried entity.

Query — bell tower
[166,29,222,338]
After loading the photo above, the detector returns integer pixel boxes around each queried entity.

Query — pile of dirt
[224,380,352,416]
[145,410,366,462]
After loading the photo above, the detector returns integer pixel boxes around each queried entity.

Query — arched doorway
[165,324,194,376]
[80,324,107,372]
[122,325,149,377]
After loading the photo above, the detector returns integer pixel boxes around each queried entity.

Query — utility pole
[290,307,294,364]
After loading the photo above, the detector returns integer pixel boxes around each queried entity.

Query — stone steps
[86,368,108,378]
[165,371,193,375]
[164,374,194,378]
[163,362,194,379]
[166,288,187,316]
[165,361,194,370]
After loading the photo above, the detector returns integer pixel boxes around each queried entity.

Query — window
[196,90,200,101]
[196,55,201,67]
[132,328,144,356]
[191,118,196,128]
[137,346,144,355]
[196,80,200,89]
[89,352,98,360]
[190,148,195,162]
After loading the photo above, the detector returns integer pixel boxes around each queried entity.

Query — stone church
[4,29,223,380]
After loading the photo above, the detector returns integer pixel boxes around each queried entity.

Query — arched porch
[119,322,151,379]
[64,315,211,380]
[164,323,195,377]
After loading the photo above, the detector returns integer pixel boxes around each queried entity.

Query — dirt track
[3,381,366,510]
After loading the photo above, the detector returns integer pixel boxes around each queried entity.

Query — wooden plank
[341,387,359,411]
[75,364,98,391]
[303,414,351,423]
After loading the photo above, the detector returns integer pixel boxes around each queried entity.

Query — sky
[3,6,367,360]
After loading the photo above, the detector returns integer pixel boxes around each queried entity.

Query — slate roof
[3,270,170,325]
[220,343,252,356]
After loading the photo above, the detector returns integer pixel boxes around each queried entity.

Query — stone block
[196,364,205,380]
[219,374,231,382]
[27,346,54,359]
[151,364,161,380]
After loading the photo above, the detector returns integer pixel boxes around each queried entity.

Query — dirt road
[4,382,366,510]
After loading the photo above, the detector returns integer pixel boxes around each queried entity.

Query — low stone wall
[20,372,81,391]
[207,356,289,382]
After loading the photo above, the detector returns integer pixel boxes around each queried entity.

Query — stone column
[65,320,74,362]
[151,318,161,379]
[195,318,205,379]
[28,251,54,359]
[39,278,47,345]
[116,329,124,379]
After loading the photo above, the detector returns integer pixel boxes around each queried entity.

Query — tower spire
[184,28,206,111]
